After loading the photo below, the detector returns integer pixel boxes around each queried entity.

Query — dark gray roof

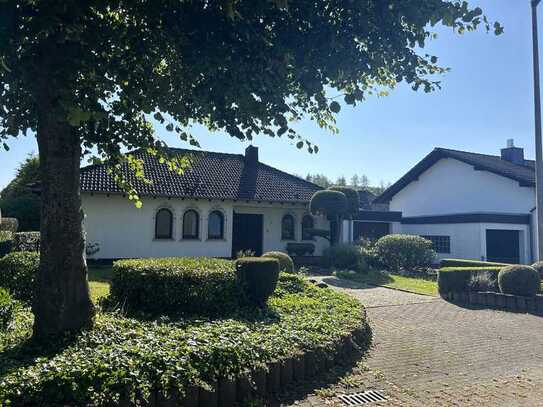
[80,148,321,203]
[375,147,536,203]
[357,189,377,210]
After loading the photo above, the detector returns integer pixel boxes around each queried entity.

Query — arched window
[183,209,199,239]
[281,214,295,240]
[208,210,224,239]
[155,208,173,239]
[301,215,314,240]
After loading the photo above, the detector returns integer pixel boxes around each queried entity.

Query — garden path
[283,275,543,407]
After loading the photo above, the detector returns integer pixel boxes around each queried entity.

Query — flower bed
[0,275,371,406]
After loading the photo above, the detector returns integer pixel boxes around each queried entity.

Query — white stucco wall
[401,222,531,264]
[82,194,329,259]
[389,158,535,216]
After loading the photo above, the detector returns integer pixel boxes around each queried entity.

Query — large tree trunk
[33,87,95,340]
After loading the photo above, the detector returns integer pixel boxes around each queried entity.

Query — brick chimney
[501,139,524,165]
[245,145,259,166]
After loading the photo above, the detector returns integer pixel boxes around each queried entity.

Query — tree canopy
[0,0,501,338]
[0,155,40,231]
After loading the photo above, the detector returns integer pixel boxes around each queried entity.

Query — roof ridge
[436,147,535,168]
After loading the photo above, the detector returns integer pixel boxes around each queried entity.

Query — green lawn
[88,266,113,303]
[335,269,438,296]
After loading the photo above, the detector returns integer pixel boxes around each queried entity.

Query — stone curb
[441,291,543,315]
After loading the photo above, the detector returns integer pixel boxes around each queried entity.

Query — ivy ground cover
[0,273,369,406]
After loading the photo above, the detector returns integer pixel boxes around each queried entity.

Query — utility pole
[532,0,543,261]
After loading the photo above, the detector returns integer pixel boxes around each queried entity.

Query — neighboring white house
[355,140,537,264]
[81,146,329,260]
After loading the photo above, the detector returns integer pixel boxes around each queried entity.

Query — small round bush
[235,257,280,306]
[0,287,16,330]
[262,251,294,273]
[531,261,543,279]
[374,234,436,272]
[0,231,13,258]
[323,244,366,272]
[498,265,541,297]
[0,251,39,304]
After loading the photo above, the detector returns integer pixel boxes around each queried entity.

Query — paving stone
[282,276,543,407]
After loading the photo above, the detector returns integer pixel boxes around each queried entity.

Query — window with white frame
[421,235,450,254]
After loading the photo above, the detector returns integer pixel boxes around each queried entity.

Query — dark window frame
[182,209,200,239]
[155,208,173,239]
[281,214,296,240]
[207,210,224,240]
[422,235,451,254]
[301,215,314,241]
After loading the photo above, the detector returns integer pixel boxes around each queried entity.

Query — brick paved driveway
[284,276,543,407]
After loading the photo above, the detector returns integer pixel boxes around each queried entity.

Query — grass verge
[336,269,438,296]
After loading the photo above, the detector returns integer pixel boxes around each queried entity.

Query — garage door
[486,229,520,264]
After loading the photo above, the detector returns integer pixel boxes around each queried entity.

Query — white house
[81,146,329,260]
[353,140,537,264]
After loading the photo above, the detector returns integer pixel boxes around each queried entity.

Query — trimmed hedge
[110,258,242,316]
[13,231,40,252]
[498,265,541,297]
[531,261,543,279]
[262,251,295,273]
[438,267,501,294]
[323,244,366,271]
[0,280,370,406]
[375,234,436,272]
[0,251,39,304]
[286,242,315,256]
[0,231,12,258]
[235,257,279,306]
[0,288,16,330]
[440,258,509,268]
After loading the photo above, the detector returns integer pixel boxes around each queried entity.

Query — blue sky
[0,0,537,189]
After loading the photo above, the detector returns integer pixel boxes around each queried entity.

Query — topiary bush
[309,190,348,245]
[323,243,366,272]
[0,218,18,234]
[0,287,17,330]
[0,251,39,304]
[262,251,295,273]
[531,261,543,279]
[235,257,280,306]
[286,242,315,256]
[374,234,436,272]
[328,186,360,218]
[0,231,13,258]
[109,258,242,316]
[438,267,501,295]
[12,231,40,252]
[440,258,509,268]
[498,265,541,297]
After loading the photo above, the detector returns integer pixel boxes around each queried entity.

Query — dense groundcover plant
[0,278,368,406]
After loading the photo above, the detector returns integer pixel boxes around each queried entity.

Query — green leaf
[329,101,341,113]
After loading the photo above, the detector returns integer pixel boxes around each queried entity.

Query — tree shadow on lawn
[0,332,79,379]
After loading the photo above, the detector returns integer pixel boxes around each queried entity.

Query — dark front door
[486,229,520,264]
[353,221,390,242]
[232,213,263,257]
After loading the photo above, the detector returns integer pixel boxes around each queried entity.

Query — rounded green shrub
[0,287,16,330]
[323,244,366,271]
[531,261,543,279]
[309,190,348,218]
[498,265,541,297]
[275,272,308,296]
[328,186,359,217]
[235,257,280,306]
[374,234,436,272]
[262,251,294,273]
[110,257,242,316]
[0,251,39,304]
[0,231,13,258]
